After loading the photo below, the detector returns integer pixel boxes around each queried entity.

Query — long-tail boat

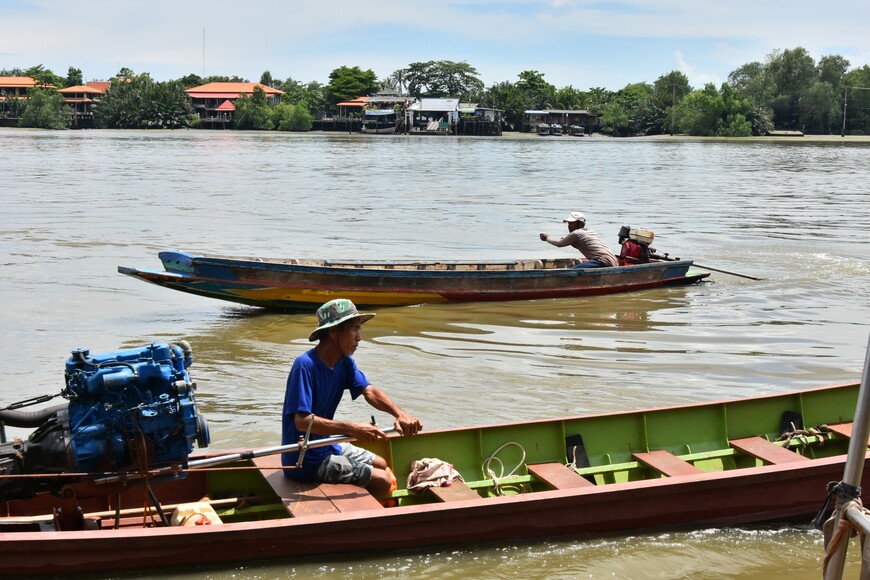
[118,250,710,311]
[0,368,863,576]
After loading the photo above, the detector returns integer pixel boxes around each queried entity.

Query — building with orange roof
[57,84,108,128]
[185,82,284,126]
[1,76,57,123]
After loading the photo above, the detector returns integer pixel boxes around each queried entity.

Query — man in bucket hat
[539,211,618,268]
[281,298,422,498]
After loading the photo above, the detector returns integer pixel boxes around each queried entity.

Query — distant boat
[361,109,398,134]
[537,123,550,136]
[550,123,563,136]
[118,250,710,312]
[569,125,585,136]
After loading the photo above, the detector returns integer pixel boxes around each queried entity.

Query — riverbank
[462,131,870,143]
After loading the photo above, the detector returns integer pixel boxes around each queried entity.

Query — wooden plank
[428,481,481,502]
[527,462,596,489]
[828,422,856,440]
[632,450,704,477]
[252,455,383,516]
[318,483,385,513]
[729,436,811,464]
[253,456,338,517]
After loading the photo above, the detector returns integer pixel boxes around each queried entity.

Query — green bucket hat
[309,299,375,342]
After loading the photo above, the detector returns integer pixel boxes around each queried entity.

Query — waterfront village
[0,76,597,136]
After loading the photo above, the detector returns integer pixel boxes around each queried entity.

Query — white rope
[482,441,527,496]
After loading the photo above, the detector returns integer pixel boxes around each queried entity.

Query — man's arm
[362,385,423,436]
[540,231,575,248]
[293,412,388,443]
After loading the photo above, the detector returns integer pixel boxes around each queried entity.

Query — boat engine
[0,341,209,502]
[617,225,656,266]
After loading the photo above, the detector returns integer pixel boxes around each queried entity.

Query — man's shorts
[316,443,376,486]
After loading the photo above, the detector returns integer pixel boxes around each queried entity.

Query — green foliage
[234,86,274,130]
[65,67,83,87]
[675,83,724,136]
[178,73,204,88]
[6,45,870,136]
[553,86,588,110]
[479,81,526,130]
[718,114,752,137]
[325,66,379,105]
[647,71,691,134]
[202,75,248,83]
[401,61,484,100]
[24,65,64,87]
[598,83,653,136]
[18,88,69,129]
[516,70,555,109]
[274,102,313,131]
[843,66,870,134]
[279,78,326,119]
[95,75,194,128]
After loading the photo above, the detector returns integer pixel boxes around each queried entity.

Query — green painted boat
[0,381,864,576]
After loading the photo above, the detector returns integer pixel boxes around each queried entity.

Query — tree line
[3,46,869,135]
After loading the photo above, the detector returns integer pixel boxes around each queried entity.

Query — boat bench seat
[632,450,704,477]
[729,436,811,465]
[527,462,596,489]
[253,456,384,517]
[827,422,869,444]
[428,481,481,502]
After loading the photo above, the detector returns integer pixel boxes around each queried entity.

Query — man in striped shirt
[540,211,618,268]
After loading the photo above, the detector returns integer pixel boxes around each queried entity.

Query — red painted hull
[0,454,857,576]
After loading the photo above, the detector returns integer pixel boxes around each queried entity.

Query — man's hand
[351,421,389,443]
[539,232,549,241]
[394,412,422,436]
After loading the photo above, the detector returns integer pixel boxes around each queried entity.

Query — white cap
[563,212,586,223]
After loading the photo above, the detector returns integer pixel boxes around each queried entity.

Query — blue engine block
[63,341,209,472]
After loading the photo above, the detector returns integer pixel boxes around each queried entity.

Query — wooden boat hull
[0,382,863,576]
[118,251,710,311]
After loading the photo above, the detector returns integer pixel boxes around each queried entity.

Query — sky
[1,0,868,91]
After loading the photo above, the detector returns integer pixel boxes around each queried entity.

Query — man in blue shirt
[282,298,422,498]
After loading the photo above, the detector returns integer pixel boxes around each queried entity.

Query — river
[1,128,869,578]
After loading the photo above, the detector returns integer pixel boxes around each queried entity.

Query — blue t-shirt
[281,349,369,481]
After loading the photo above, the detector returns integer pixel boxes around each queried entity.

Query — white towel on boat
[407,458,464,491]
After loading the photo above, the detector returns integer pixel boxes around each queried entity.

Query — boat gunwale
[189,254,697,279]
[0,449,859,543]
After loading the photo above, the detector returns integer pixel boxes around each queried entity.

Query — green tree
[178,73,204,88]
[234,85,273,129]
[717,84,754,136]
[260,70,274,87]
[767,47,816,130]
[728,61,775,110]
[553,85,588,110]
[584,87,610,115]
[65,67,83,87]
[274,101,313,131]
[479,81,526,131]
[402,61,483,99]
[325,66,379,105]
[515,70,555,109]
[598,83,652,136]
[18,88,69,129]
[842,66,870,134]
[799,81,839,133]
[817,55,850,88]
[648,71,691,135]
[95,74,193,128]
[25,65,63,87]
[674,83,724,136]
